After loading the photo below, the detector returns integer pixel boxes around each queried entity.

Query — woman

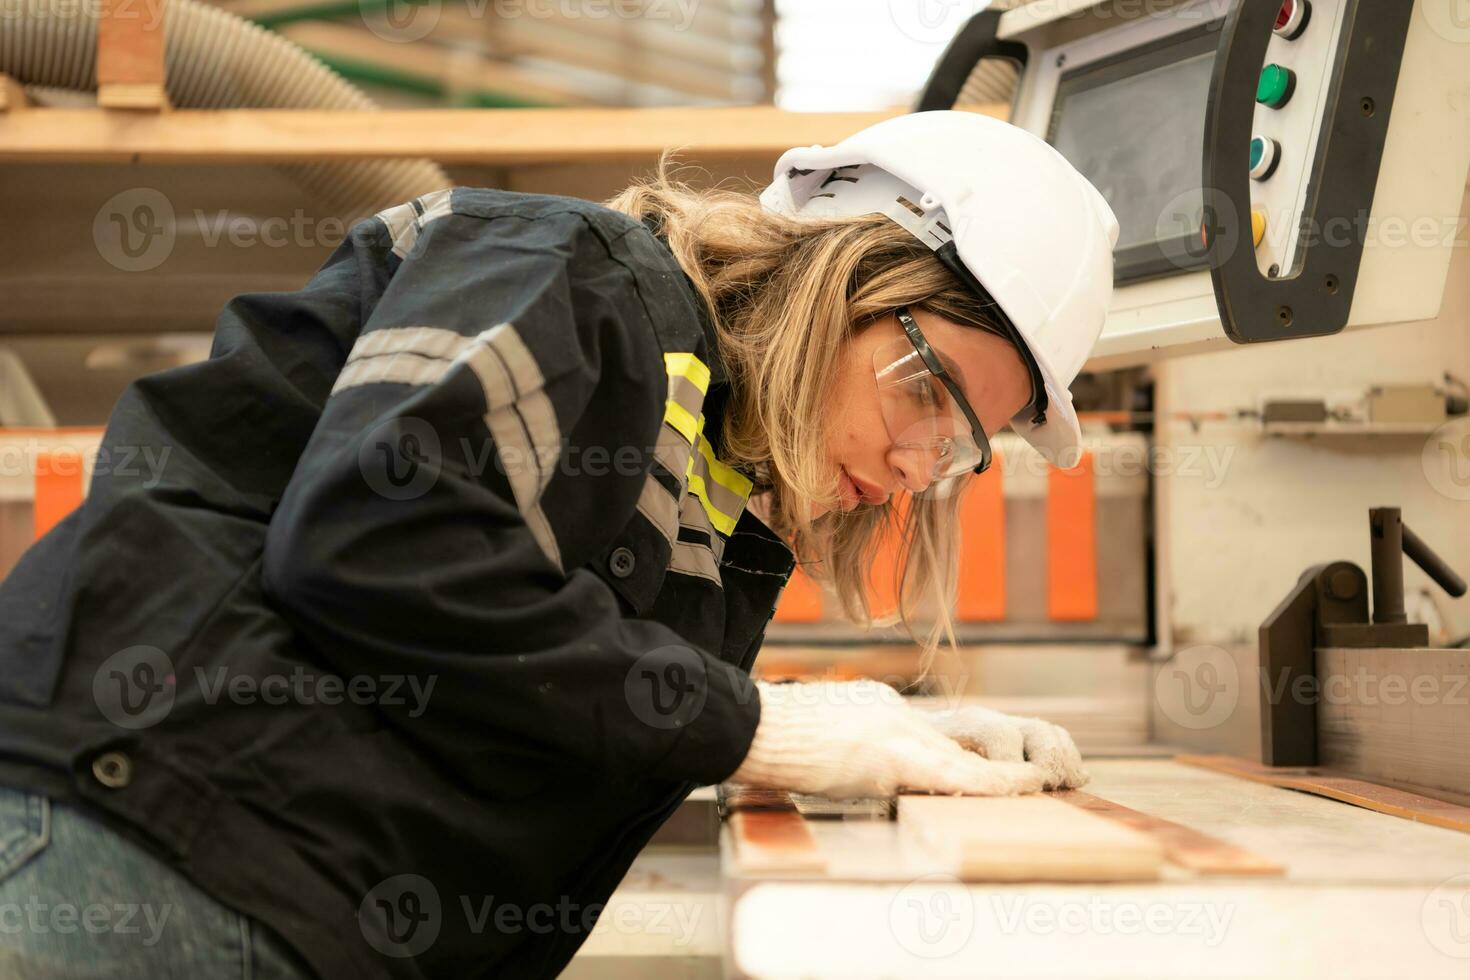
[0,111,1118,978]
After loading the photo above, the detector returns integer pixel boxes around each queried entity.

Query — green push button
[1257,65,1296,109]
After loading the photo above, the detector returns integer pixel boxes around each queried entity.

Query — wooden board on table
[723,787,827,875]
[719,784,893,820]
[1057,790,1284,876]
[1177,754,1470,834]
[898,794,1164,882]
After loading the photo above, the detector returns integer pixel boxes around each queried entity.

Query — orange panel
[772,563,825,623]
[33,450,86,540]
[864,495,911,620]
[956,453,1007,621]
[1047,450,1098,621]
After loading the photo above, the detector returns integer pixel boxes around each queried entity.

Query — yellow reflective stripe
[664,352,710,394]
[663,400,699,445]
[657,349,749,537]
[686,427,752,536]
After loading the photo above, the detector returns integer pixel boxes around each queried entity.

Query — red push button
[1275,0,1310,40]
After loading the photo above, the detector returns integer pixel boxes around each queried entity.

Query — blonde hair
[604,160,1012,668]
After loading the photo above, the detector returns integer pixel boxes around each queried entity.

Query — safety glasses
[871,307,993,497]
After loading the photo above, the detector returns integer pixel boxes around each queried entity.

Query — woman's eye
[910,377,943,409]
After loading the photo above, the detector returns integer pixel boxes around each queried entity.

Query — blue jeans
[0,786,316,979]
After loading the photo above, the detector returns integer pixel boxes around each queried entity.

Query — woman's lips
[852,472,886,505]
[838,467,860,512]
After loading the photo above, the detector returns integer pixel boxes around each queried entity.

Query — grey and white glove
[728,680,1047,800]
[914,703,1090,790]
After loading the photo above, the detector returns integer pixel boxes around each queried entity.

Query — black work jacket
[0,188,795,978]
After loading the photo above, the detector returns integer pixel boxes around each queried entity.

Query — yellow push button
[1252,209,1268,248]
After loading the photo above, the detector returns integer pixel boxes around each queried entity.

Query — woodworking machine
[576,2,1470,977]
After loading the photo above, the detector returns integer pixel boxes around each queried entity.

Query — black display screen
[1048,21,1224,283]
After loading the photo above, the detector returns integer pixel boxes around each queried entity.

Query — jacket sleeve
[258,202,760,790]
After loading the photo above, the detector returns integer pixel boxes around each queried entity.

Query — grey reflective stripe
[350,326,472,362]
[635,471,679,546]
[457,323,564,573]
[670,540,721,584]
[653,423,694,486]
[668,375,705,422]
[374,188,454,259]
[671,495,721,584]
[332,326,473,394]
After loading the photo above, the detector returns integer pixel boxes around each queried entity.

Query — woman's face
[815,307,1033,518]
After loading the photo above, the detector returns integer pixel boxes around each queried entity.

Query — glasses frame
[892,305,994,477]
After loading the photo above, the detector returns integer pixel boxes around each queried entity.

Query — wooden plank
[482,17,760,99]
[898,794,1163,882]
[97,0,170,110]
[1057,790,1284,876]
[0,106,974,165]
[725,788,827,874]
[720,785,797,812]
[1176,754,1470,834]
[273,22,596,105]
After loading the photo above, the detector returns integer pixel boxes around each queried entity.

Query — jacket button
[609,547,636,579]
[92,751,133,789]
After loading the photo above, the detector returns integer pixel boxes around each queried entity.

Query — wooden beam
[0,75,30,112]
[97,0,171,110]
[0,105,974,164]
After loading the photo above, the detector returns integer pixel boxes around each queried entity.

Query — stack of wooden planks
[723,784,1283,881]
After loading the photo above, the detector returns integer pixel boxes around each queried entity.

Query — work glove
[912,703,1090,790]
[728,679,1047,800]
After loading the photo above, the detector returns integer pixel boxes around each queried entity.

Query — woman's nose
[886,443,939,494]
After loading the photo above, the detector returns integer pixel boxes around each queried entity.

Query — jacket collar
[640,212,727,389]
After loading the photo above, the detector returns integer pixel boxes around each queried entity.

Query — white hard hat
[759,110,1120,468]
